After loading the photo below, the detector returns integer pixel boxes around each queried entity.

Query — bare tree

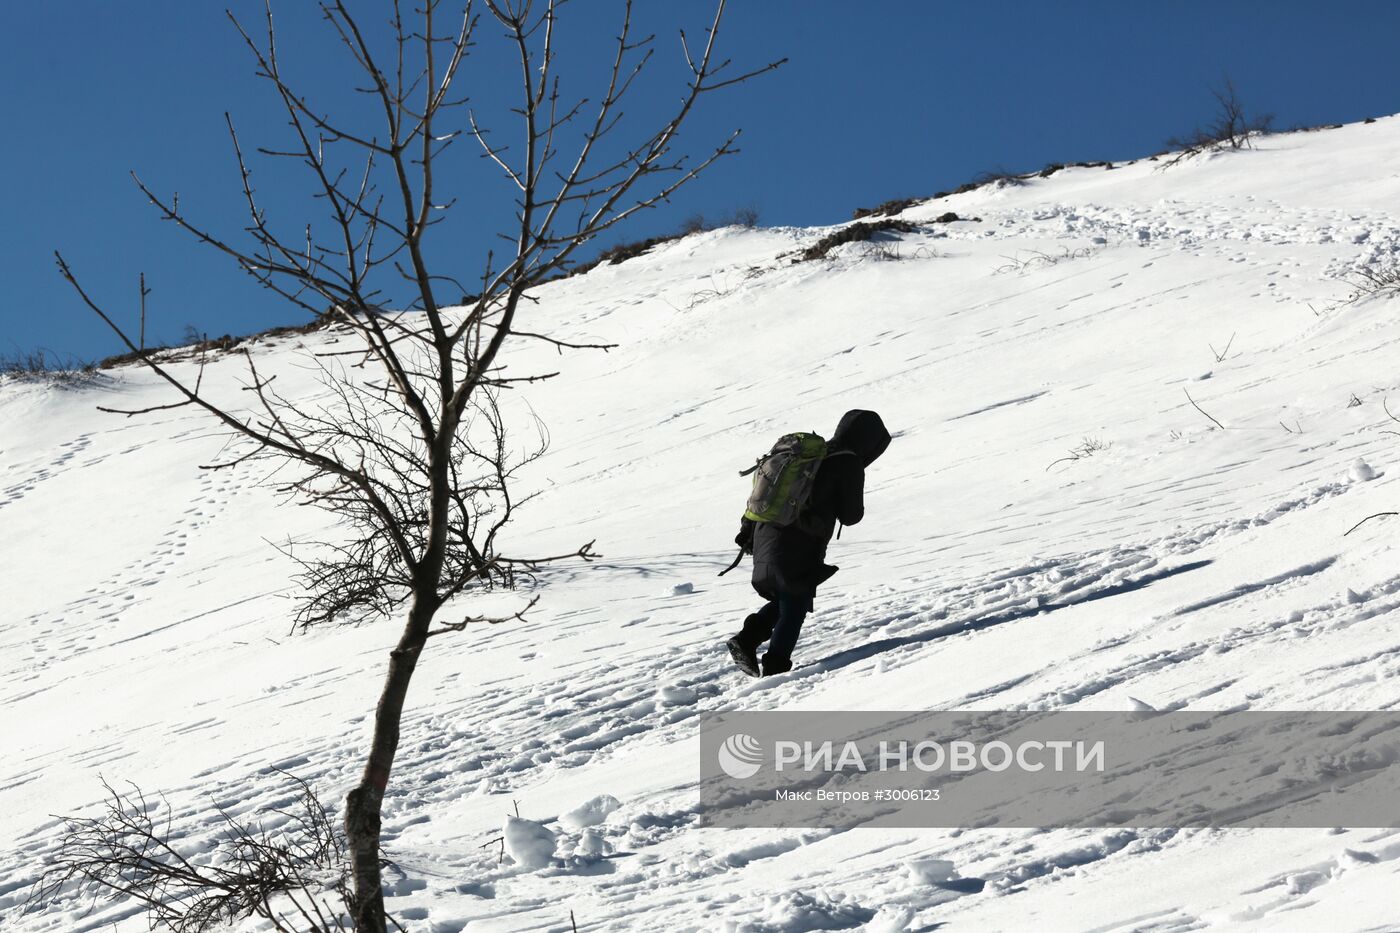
[1162,76,1274,166]
[47,2,781,930]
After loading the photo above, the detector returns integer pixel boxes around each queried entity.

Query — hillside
[4,116,1400,932]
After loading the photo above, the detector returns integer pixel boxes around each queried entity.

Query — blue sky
[3,1,1399,363]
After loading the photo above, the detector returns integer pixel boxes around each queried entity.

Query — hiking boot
[760,654,792,677]
[727,637,760,678]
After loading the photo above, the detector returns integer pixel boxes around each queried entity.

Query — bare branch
[425,594,540,638]
[1345,513,1399,536]
[1183,387,1226,430]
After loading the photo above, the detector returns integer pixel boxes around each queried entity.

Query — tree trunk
[345,595,435,931]
[347,410,454,930]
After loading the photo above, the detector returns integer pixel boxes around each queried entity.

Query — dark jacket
[745,410,891,599]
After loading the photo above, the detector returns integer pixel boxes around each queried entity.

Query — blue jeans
[737,592,813,665]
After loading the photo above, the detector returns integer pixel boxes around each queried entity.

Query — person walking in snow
[726,409,891,677]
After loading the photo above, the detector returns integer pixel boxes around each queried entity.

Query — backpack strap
[744,448,852,476]
[718,548,746,576]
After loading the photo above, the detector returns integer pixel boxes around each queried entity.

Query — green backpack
[720,432,852,575]
[741,432,833,525]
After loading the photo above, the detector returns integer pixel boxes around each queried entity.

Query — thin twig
[1183,387,1226,430]
[1345,513,1398,536]
[1208,331,1235,362]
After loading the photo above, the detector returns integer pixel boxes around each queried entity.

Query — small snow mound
[864,905,914,932]
[503,815,556,870]
[671,582,695,596]
[723,889,874,931]
[1345,588,1367,605]
[574,828,611,859]
[1285,870,1328,895]
[1127,696,1159,720]
[1349,458,1377,482]
[657,683,698,706]
[905,857,985,894]
[561,794,622,830]
[906,858,956,885]
[1340,847,1380,866]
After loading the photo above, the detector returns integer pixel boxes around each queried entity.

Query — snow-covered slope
[5,117,1400,932]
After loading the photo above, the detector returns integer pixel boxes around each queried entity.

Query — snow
[502,816,557,870]
[1350,458,1377,482]
[559,794,622,831]
[905,857,957,885]
[864,905,915,933]
[1126,696,1159,720]
[572,829,610,860]
[5,116,1400,930]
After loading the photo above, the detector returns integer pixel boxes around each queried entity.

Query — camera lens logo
[718,733,764,779]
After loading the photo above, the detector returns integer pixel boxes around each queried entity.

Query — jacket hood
[830,409,890,467]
